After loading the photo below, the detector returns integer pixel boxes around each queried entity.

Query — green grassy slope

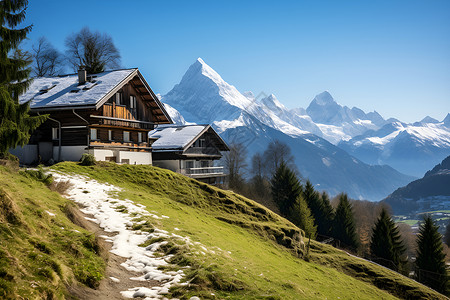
[0,165,105,299]
[51,162,446,300]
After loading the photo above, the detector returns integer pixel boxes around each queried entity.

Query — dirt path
[67,206,160,300]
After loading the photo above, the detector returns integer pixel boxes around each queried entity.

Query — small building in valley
[12,68,172,165]
[149,124,229,184]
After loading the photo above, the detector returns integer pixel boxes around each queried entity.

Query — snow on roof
[19,69,136,109]
[149,125,208,150]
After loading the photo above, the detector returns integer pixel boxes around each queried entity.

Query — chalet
[148,125,229,184]
[11,68,172,165]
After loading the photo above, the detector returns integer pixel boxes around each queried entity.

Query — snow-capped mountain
[339,120,450,177]
[305,91,387,143]
[162,58,415,200]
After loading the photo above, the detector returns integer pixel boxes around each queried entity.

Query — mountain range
[160,58,450,201]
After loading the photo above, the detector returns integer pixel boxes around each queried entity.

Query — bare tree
[65,27,121,74]
[224,142,247,191]
[32,37,64,77]
[263,140,296,176]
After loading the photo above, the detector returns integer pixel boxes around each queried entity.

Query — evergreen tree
[303,180,324,235]
[0,0,33,101]
[288,195,317,239]
[416,216,448,295]
[271,162,302,217]
[320,191,334,236]
[370,208,406,271]
[0,0,47,156]
[333,193,359,251]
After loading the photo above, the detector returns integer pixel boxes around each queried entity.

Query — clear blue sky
[24,0,450,123]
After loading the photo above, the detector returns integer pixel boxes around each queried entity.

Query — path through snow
[52,172,189,299]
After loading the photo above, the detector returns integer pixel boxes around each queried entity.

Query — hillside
[383,155,450,215]
[14,162,440,299]
[0,165,105,299]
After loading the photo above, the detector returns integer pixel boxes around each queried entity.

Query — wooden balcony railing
[90,115,154,130]
[103,103,137,120]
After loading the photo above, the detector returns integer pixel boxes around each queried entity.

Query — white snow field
[51,172,191,300]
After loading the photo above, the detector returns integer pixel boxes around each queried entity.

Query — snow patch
[51,172,188,299]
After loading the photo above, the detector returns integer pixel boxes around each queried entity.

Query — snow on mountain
[305,91,386,142]
[339,120,450,177]
[163,58,252,124]
[162,58,414,200]
[162,103,188,125]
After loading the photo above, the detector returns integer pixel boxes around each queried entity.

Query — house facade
[12,68,172,165]
[148,125,229,184]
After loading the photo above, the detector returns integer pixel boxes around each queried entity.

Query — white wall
[53,146,86,162]
[118,151,152,165]
[9,145,38,165]
[89,149,116,162]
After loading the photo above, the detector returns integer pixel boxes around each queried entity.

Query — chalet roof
[149,125,229,152]
[19,68,172,124]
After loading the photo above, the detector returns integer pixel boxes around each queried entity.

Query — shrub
[22,166,53,185]
[79,153,96,166]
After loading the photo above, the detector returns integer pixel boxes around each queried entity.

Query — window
[115,92,123,105]
[138,132,142,143]
[90,128,97,140]
[130,95,136,109]
[199,139,206,147]
[123,131,130,142]
[52,128,59,140]
[185,160,194,169]
[108,130,113,141]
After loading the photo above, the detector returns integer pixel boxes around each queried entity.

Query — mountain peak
[443,113,450,127]
[420,116,439,124]
[261,93,286,111]
[181,57,224,85]
[312,91,336,106]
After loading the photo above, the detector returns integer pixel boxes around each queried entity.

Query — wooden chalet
[148,125,229,184]
[12,68,172,164]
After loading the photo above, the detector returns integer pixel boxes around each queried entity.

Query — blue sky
[24,0,450,122]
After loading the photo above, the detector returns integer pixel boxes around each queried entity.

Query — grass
[0,165,105,299]
[52,162,447,299]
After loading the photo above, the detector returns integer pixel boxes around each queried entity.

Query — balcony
[103,103,137,119]
[180,166,226,179]
[184,146,222,157]
[90,115,154,130]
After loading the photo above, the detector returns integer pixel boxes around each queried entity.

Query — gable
[19,68,172,124]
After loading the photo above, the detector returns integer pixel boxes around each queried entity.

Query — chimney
[78,67,87,85]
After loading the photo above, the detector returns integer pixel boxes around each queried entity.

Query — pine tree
[303,180,325,236]
[288,195,317,239]
[0,0,47,156]
[320,191,334,236]
[370,208,406,271]
[271,162,302,217]
[0,0,33,101]
[333,193,359,251]
[416,216,448,295]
